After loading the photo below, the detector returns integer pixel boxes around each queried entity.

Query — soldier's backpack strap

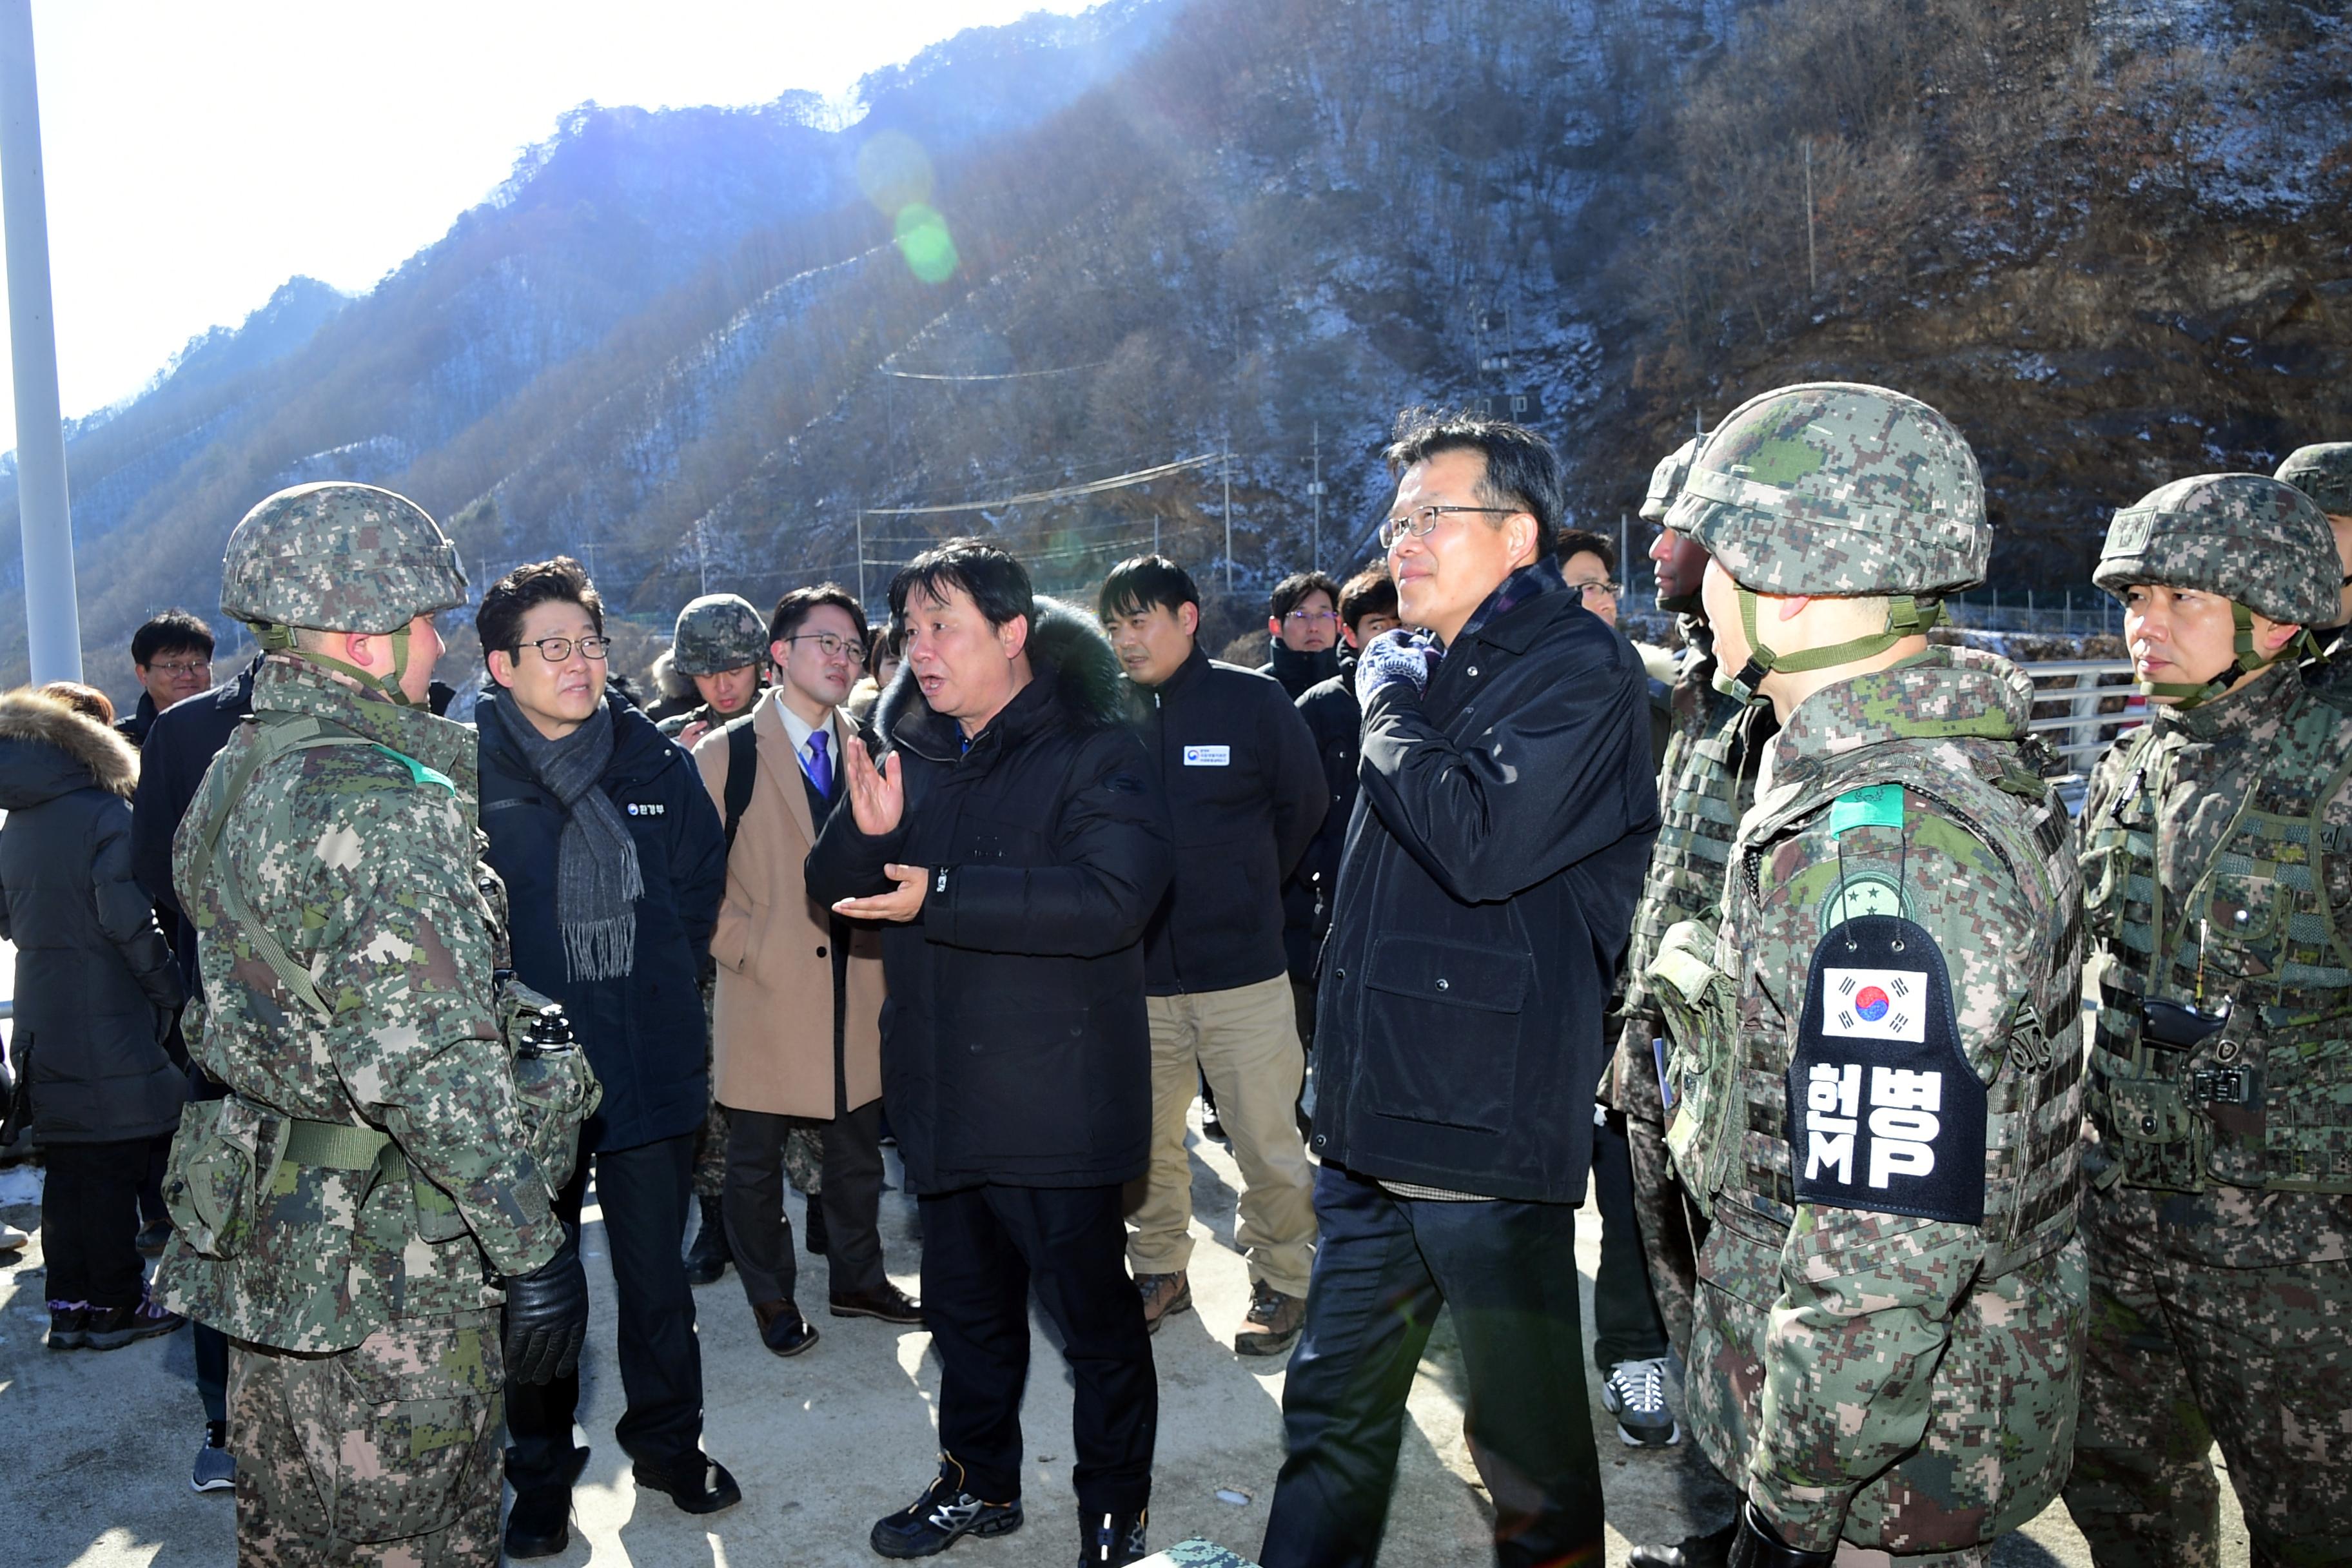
[721,712,758,854]
[183,714,386,1021]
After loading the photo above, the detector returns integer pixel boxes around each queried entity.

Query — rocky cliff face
[6,0,2342,701]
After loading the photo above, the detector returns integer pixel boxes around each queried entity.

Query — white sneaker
[1602,1357,1682,1447]
[0,1220,28,1251]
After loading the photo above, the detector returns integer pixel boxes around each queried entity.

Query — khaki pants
[1126,974,1317,1297]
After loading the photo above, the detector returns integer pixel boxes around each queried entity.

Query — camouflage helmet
[670,593,769,676]
[2093,473,2340,628]
[1663,382,1987,597]
[1638,438,1699,524]
[220,482,467,636]
[2276,443,2352,518]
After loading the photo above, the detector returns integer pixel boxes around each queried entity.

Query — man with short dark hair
[1099,554,1325,1357]
[119,611,215,747]
[1553,528,1622,629]
[1286,565,1399,1047]
[1260,412,1658,1568]
[474,557,737,1554]
[808,539,1172,1567]
[694,583,915,1360]
[1259,571,1342,698]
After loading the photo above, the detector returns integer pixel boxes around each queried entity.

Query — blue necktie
[805,729,832,797]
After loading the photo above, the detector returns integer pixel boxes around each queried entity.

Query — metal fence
[2021,656,2138,775]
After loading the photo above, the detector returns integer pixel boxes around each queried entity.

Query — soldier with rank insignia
[1643,383,2086,1566]
[2275,443,2352,694]
[153,482,595,1564]
[2062,472,2352,1567]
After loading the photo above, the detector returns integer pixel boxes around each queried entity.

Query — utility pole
[0,0,79,682]
[1803,140,1818,297]
[1222,438,1233,593]
[1308,421,1324,571]
[856,511,867,608]
[695,520,709,596]
[1620,513,1630,602]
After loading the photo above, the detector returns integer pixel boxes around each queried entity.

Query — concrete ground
[2,1103,2249,1567]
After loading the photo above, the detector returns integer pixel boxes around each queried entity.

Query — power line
[861,453,1219,518]
[882,360,1110,382]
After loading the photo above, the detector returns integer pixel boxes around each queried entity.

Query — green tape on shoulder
[371,744,458,797]
[1830,783,1903,837]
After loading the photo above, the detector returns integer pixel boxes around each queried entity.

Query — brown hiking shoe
[1235,1279,1306,1357]
[1133,1270,1191,1333]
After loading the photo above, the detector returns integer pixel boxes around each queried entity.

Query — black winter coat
[1135,646,1324,995]
[1258,642,1340,700]
[1311,564,1659,1203]
[0,694,186,1143]
[1286,653,1360,981]
[807,602,1174,1195]
[478,692,727,1155]
[132,655,259,992]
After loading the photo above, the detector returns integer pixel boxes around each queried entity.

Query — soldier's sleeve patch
[1829,783,1903,836]
[1786,912,1986,1224]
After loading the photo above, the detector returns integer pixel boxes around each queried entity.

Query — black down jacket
[806,600,1174,1195]
[0,692,186,1143]
[1311,562,1659,1203]
[1286,651,1360,981]
[478,691,727,1156]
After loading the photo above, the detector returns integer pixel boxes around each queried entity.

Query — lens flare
[894,204,959,284]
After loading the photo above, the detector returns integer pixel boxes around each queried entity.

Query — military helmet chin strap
[250,620,424,709]
[2139,601,2317,710]
[1711,588,1941,707]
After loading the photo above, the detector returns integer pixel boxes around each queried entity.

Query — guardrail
[2021,657,2138,774]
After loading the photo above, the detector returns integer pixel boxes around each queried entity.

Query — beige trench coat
[692,696,885,1118]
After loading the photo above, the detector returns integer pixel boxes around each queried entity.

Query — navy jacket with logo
[1135,645,1326,997]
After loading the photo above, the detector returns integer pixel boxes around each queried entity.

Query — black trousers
[724,1100,887,1307]
[1589,1107,1669,1371]
[42,1138,150,1310]
[921,1182,1156,1514]
[1261,1162,1604,1568]
[506,1132,703,1494]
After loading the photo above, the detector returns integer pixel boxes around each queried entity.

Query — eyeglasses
[1377,504,1520,549]
[781,632,867,667]
[1284,609,1339,626]
[514,635,612,663]
[145,658,211,677]
[1568,580,1621,603]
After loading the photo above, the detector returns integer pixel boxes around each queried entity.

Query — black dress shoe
[1629,1520,1738,1568]
[870,1460,1022,1558]
[504,1444,590,1559]
[755,1297,819,1356]
[632,1452,741,1516]
[830,1282,923,1324]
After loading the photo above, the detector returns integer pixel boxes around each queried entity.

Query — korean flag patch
[1787,913,1986,1225]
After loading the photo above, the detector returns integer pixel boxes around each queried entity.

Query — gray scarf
[479,690,643,982]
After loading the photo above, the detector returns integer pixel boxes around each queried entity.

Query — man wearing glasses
[474,557,737,1556]
[1259,571,1344,699]
[117,610,215,748]
[692,584,917,1362]
[1260,412,1658,1568]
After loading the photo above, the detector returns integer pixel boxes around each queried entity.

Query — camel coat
[693,695,885,1119]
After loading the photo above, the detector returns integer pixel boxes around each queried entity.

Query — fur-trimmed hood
[874,594,1132,754]
[0,689,139,806]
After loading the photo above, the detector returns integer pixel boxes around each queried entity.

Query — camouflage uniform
[658,593,776,1208]
[154,484,578,1566]
[2064,473,2352,1567]
[1647,385,2086,1564]
[2278,443,2352,697]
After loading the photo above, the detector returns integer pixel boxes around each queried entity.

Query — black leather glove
[1725,1500,1834,1568]
[501,1226,589,1386]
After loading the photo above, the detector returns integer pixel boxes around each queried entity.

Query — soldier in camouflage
[153,482,593,1565]
[1643,384,2086,1566]
[1614,436,1784,1567]
[2063,472,2352,1567]
[2276,443,2352,696]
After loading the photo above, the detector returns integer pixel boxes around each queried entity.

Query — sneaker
[135,1219,173,1258]
[0,1219,28,1251]
[191,1422,235,1493]
[1235,1279,1306,1357]
[1602,1356,1681,1447]
[84,1298,185,1351]
[1133,1270,1191,1334]
[1199,1099,1227,1142]
[870,1457,1023,1558]
[1079,1506,1147,1566]
[46,1300,88,1350]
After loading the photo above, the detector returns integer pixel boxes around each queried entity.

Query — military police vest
[2083,681,2352,1195]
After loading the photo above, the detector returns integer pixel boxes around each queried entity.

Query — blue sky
[0,1,1098,433]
